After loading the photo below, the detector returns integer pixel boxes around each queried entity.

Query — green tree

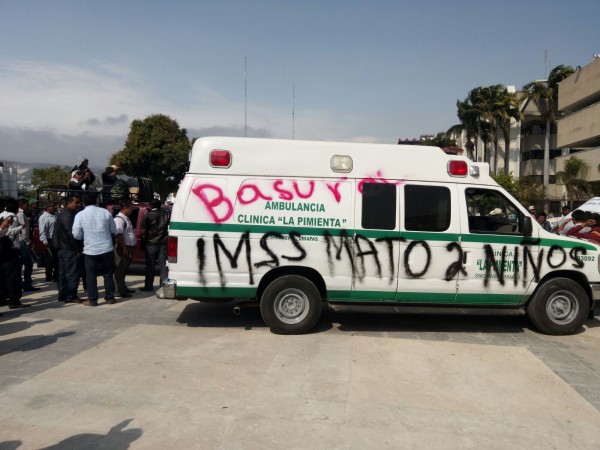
[491,173,543,207]
[522,65,575,199]
[448,100,478,160]
[111,114,191,201]
[497,90,524,175]
[450,86,504,164]
[556,156,592,207]
[31,166,72,187]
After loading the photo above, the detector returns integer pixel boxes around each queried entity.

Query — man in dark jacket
[53,194,82,302]
[140,199,170,292]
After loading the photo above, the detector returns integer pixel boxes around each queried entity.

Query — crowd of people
[528,203,600,243]
[0,160,170,312]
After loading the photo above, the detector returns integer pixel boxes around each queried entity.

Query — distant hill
[5,161,104,185]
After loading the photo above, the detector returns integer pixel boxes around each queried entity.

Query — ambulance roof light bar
[447,160,468,177]
[210,150,232,168]
[331,155,353,173]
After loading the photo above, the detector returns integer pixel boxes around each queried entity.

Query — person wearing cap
[528,205,536,217]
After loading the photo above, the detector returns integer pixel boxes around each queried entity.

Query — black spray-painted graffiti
[482,243,586,287]
[195,230,588,288]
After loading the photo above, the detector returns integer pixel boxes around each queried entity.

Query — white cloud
[0,60,158,136]
[0,58,400,166]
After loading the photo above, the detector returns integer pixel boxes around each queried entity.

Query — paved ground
[2,268,600,449]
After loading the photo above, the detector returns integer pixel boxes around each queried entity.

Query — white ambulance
[164,137,600,335]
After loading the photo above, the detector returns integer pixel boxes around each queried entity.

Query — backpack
[110,179,129,201]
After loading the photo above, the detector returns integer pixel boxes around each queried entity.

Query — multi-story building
[514,57,600,212]
[554,57,600,204]
[411,59,599,214]
[0,162,18,198]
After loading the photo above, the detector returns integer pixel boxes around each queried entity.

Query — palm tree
[448,100,478,160]
[450,87,496,163]
[497,90,524,175]
[522,65,575,199]
[450,85,521,174]
[556,156,592,207]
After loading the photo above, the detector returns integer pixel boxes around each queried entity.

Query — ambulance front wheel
[260,275,322,334]
[527,277,589,335]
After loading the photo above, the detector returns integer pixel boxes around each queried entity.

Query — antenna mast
[292,82,295,140]
[244,56,248,137]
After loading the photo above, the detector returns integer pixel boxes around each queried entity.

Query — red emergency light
[448,160,468,177]
[210,150,232,168]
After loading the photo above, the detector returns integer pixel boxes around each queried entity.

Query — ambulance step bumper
[161,279,177,299]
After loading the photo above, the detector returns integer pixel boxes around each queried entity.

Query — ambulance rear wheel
[261,275,322,334]
[527,278,588,335]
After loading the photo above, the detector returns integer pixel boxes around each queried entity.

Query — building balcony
[558,58,600,112]
[557,102,600,148]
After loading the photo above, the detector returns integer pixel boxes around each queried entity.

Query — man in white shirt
[113,200,136,299]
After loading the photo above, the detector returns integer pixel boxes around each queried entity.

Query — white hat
[528,205,535,211]
[489,208,502,216]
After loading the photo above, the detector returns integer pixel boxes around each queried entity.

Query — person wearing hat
[101,165,119,204]
[71,157,95,186]
[68,170,87,191]
[102,165,119,185]
[528,205,536,217]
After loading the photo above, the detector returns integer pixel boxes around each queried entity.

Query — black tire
[260,275,322,334]
[527,277,589,335]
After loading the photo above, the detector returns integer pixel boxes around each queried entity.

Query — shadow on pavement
[0,319,53,336]
[176,301,541,335]
[39,419,142,450]
[330,309,530,334]
[0,331,75,357]
[177,301,266,330]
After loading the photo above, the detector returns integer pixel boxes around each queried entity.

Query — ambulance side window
[361,183,396,230]
[465,188,520,234]
[404,185,451,232]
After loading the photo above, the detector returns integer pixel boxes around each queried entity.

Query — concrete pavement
[1,268,600,448]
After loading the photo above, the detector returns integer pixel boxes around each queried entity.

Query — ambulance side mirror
[521,215,533,236]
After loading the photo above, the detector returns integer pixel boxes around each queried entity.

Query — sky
[1,0,599,167]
